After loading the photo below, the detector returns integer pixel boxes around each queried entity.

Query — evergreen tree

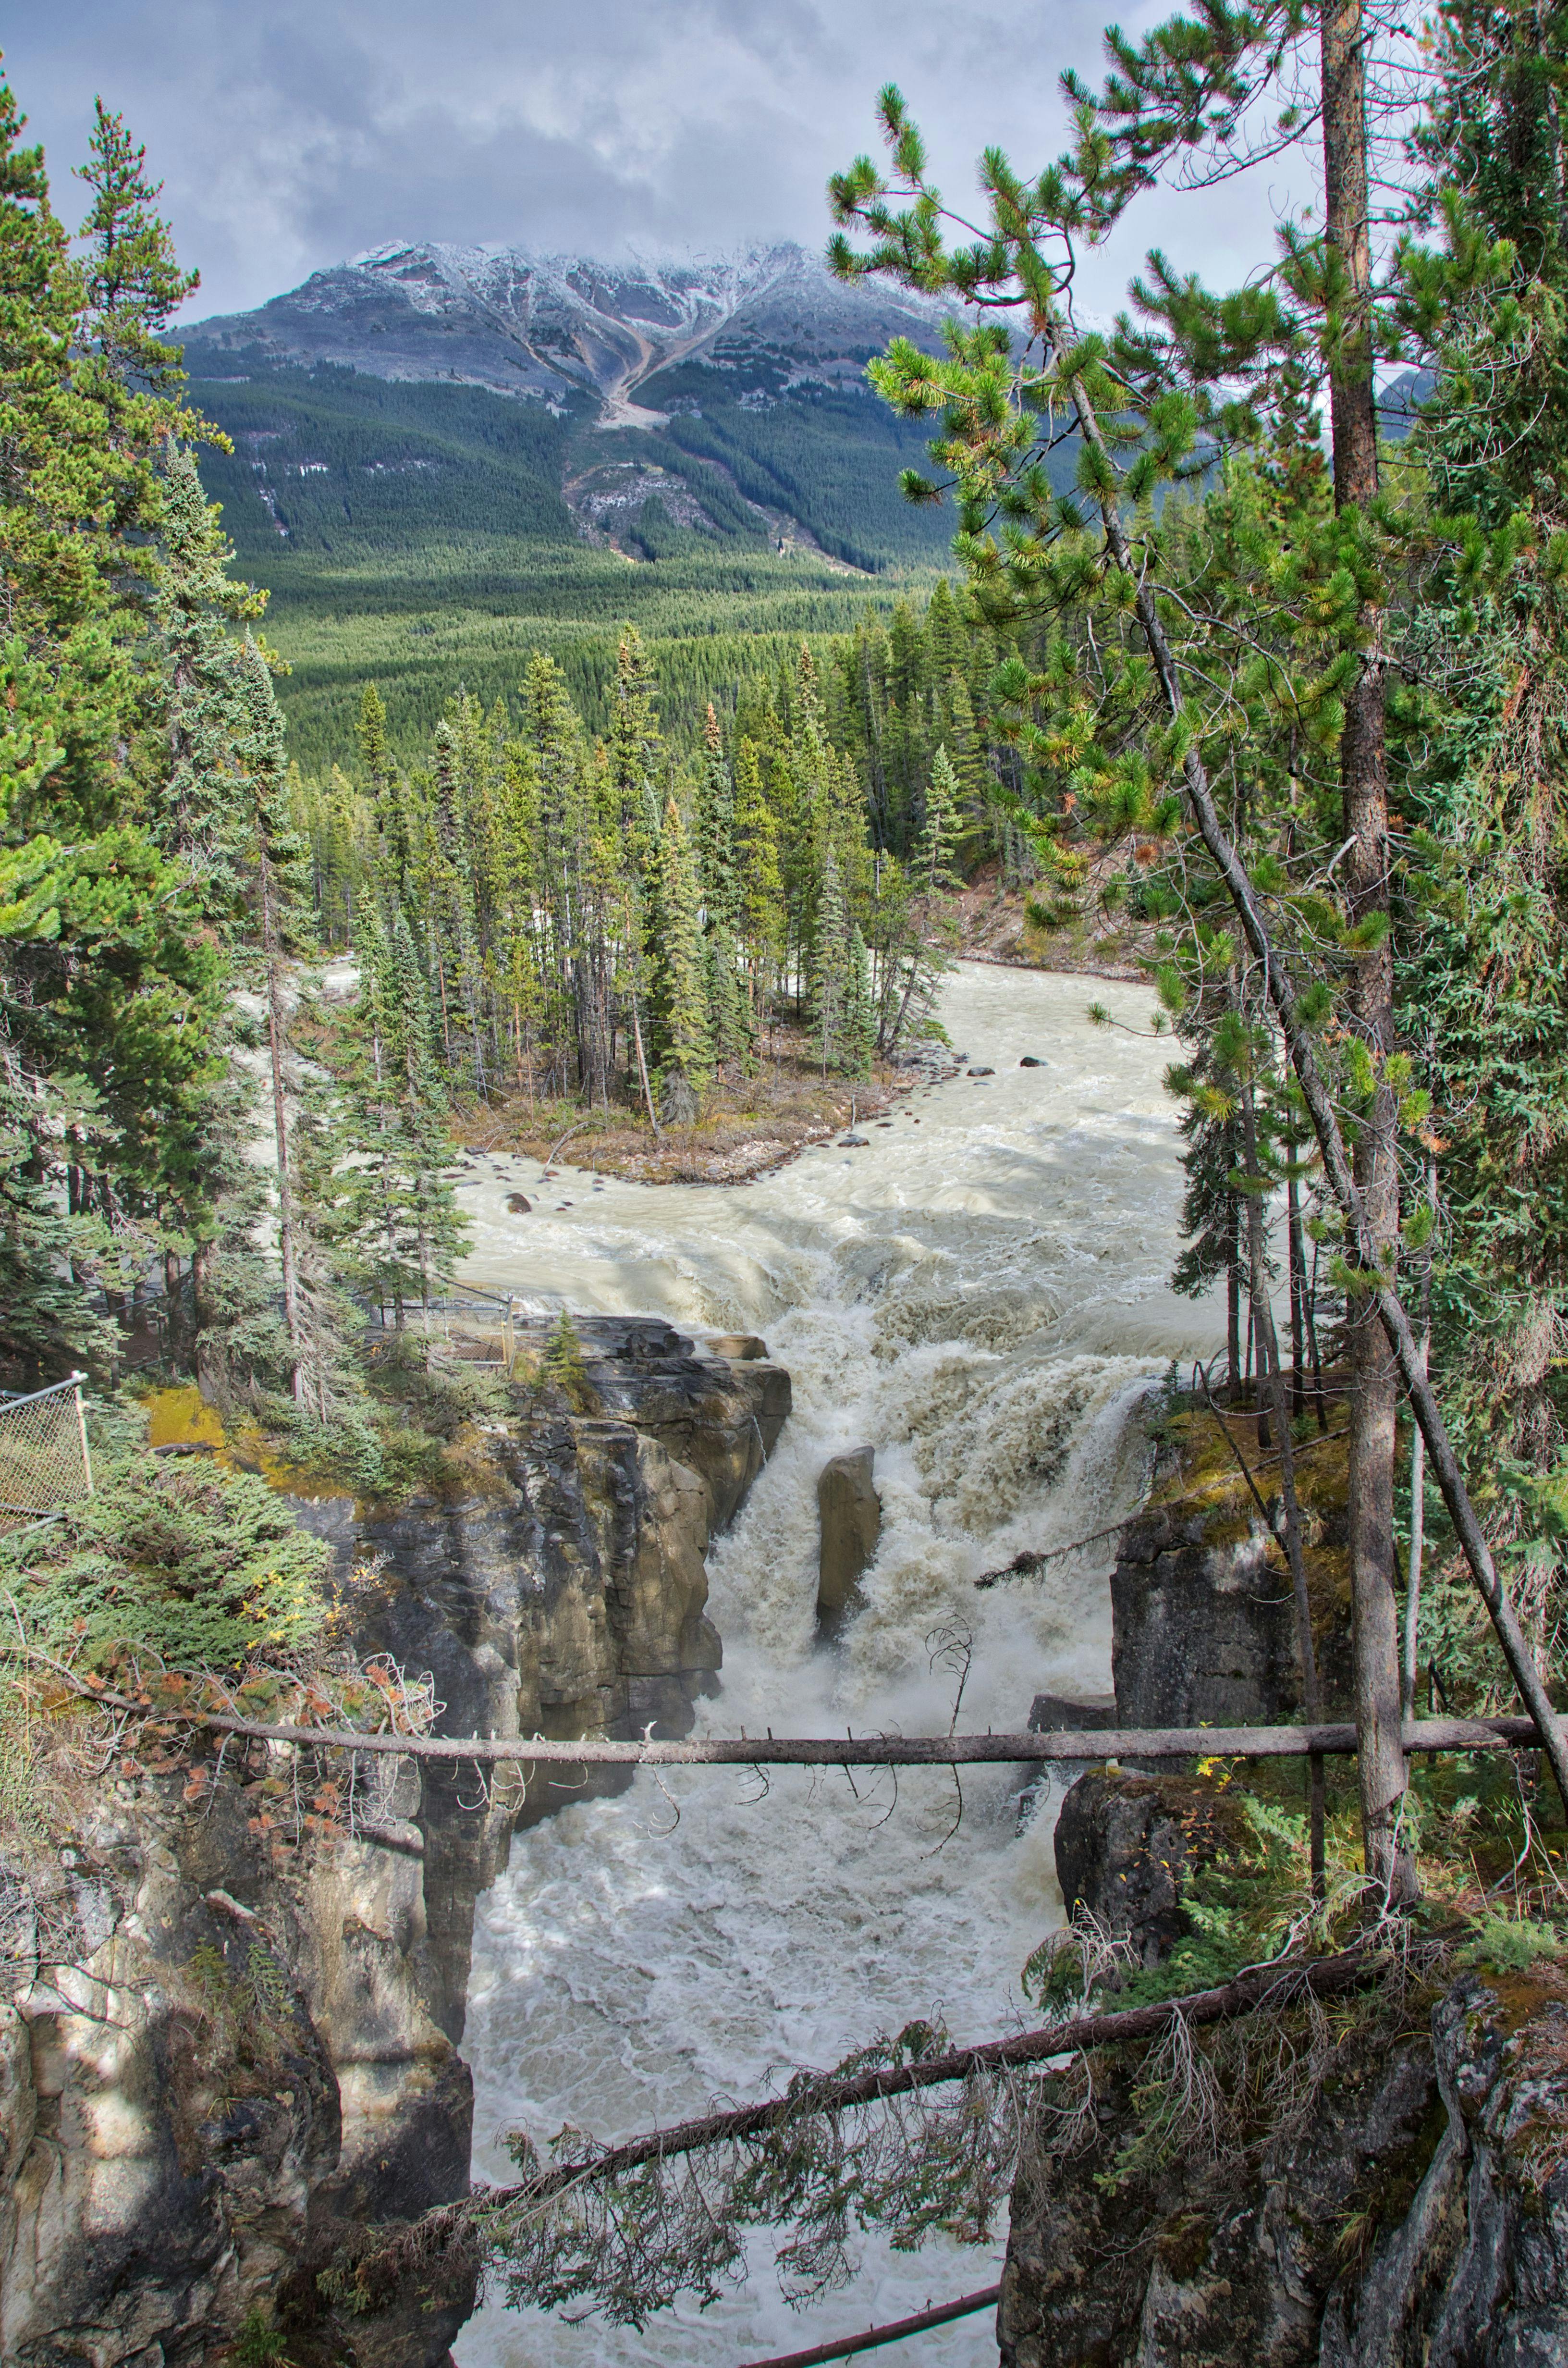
[74,98,197,402]
[606,629,662,1122]
[649,792,710,1115]
[542,1307,589,1407]
[733,737,784,1031]
[153,445,266,900]
[309,906,467,1328]
[841,923,876,1079]
[810,846,852,1076]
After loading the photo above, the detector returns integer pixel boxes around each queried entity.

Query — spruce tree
[310,906,467,1330]
[915,746,964,897]
[733,737,784,1033]
[649,792,710,1116]
[154,445,266,900]
[74,98,197,401]
[810,847,851,1076]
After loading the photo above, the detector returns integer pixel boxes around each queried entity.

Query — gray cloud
[12,0,1298,319]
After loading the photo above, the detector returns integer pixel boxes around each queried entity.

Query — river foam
[452,965,1222,2367]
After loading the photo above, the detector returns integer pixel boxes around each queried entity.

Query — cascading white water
[450,965,1223,2367]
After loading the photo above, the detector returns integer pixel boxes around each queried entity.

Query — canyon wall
[0,1320,788,2368]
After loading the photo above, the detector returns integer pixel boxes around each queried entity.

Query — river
[448,963,1223,2367]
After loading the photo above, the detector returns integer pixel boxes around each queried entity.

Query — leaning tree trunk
[1320,0,1416,1904]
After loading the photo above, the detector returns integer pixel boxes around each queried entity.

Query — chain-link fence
[0,1373,94,1537]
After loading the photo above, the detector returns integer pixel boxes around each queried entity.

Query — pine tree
[74,99,197,401]
[606,628,662,1126]
[649,792,710,1116]
[154,445,266,902]
[542,1307,590,1408]
[841,923,876,1079]
[828,36,1568,1871]
[915,745,964,897]
[309,906,467,1329]
[695,703,751,1066]
[810,847,851,1076]
[733,737,784,1034]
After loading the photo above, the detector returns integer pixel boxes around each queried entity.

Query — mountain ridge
[184,238,952,420]
[181,241,972,771]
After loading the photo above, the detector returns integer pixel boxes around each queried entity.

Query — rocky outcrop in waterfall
[815,1445,881,1632]
[0,1321,788,2368]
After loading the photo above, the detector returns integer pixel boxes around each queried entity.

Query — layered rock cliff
[998,1961,1568,2366]
[1002,1407,1568,2364]
[0,1320,788,2368]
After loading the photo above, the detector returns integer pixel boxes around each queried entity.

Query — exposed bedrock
[815,1445,882,1632]
[1051,1768,1244,1968]
[0,1321,789,2368]
[998,1965,1568,2367]
[1004,1452,1566,2364]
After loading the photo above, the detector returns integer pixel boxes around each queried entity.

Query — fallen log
[97,1709,1561,1767]
[738,2284,1002,2368]
[388,1945,1379,2240]
[28,1655,1553,1768]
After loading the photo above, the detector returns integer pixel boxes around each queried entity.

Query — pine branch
[357,1945,1384,2289]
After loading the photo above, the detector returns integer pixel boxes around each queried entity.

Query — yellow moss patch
[138,1385,354,1505]
[142,1384,226,1454]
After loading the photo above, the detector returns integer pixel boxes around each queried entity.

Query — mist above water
[452,965,1223,2367]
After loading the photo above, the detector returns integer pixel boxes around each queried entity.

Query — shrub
[5,1455,331,1673]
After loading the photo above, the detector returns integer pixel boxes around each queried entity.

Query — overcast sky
[12,1,1294,322]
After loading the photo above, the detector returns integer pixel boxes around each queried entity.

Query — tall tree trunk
[630,995,662,1135]
[1402,1154,1437,1714]
[260,851,304,1404]
[1227,1196,1243,1398]
[1287,1167,1305,1418]
[1320,0,1414,1905]
[1240,1065,1327,1893]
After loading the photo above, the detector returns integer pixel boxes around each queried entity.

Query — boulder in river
[968,1066,995,1077]
[1020,1055,1046,1068]
[505,1192,531,1213]
[816,1445,882,1631]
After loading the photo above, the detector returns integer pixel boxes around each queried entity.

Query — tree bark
[1320,0,1415,1905]
[259,849,304,1403]
[1239,1068,1327,1893]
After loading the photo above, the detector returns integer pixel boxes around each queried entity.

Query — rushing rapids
[450,965,1223,2367]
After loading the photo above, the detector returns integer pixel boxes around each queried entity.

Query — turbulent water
[449,965,1223,2368]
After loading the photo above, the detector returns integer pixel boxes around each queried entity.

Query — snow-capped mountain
[185,240,950,414]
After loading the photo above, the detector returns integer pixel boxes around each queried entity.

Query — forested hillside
[180,244,983,769]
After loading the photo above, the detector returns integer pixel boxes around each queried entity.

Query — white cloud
[11,0,1303,319]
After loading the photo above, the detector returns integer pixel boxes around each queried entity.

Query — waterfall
[451,965,1222,2366]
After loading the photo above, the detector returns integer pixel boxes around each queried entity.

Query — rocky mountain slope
[181,240,969,614]
[184,240,950,417]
